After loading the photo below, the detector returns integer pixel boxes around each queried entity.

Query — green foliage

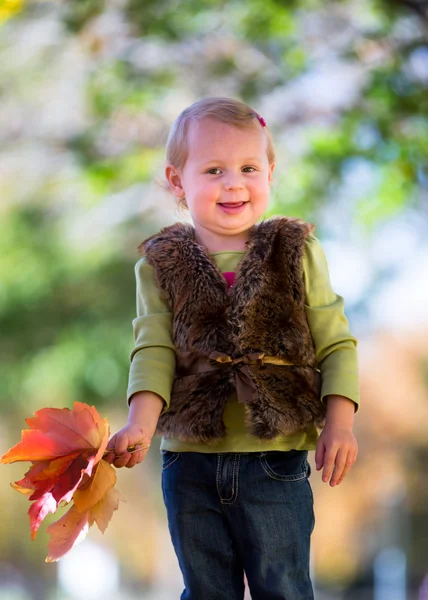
[2,0,426,418]
[62,0,106,33]
[81,149,161,199]
[0,207,137,414]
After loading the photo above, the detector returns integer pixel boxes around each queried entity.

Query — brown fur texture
[140,217,326,443]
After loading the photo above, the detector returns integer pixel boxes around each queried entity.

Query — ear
[268,162,275,184]
[165,164,185,198]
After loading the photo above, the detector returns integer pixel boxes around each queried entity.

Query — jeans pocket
[161,450,180,470]
[259,450,309,482]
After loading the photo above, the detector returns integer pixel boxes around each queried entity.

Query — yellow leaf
[73,459,116,513]
[10,481,33,496]
[90,487,123,533]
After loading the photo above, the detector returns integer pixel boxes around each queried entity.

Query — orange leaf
[27,402,107,449]
[45,505,90,563]
[44,485,123,561]
[73,459,116,513]
[1,430,79,463]
[89,487,123,533]
[1,402,109,464]
[1,402,122,559]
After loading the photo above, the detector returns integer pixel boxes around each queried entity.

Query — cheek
[253,178,271,194]
[196,180,218,199]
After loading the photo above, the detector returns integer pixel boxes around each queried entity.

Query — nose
[223,172,244,191]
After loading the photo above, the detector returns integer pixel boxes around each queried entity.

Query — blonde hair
[166,97,276,170]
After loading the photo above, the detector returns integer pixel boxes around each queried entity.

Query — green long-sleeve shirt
[127,233,359,453]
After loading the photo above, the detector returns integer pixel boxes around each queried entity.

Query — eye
[242,166,256,173]
[206,168,222,175]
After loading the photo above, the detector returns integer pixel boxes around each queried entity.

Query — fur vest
[140,217,326,443]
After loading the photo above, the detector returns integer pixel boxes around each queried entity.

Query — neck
[194,227,251,253]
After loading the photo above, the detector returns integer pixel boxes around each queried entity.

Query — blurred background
[1,0,428,598]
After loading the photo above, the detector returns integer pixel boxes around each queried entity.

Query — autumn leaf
[45,505,90,563]
[26,452,83,484]
[46,462,123,562]
[27,453,97,540]
[89,487,123,533]
[11,460,52,495]
[1,402,109,464]
[29,494,58,541]
[73,459,116,513]
[0,401,123,558]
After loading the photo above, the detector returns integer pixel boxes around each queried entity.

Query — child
[106,97,359,600]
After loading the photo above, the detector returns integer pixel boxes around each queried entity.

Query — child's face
[166,118,275,251]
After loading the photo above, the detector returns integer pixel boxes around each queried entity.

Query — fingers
[108,441,150,469]
[113,451,132,468]
[105,426,152,468]
[106,432,133,467]
[114,433,130,457]
[103,452,115,464]
[323,448,357,486]
[104,434,117,464]
[334,447,358,486]
[321,450,336,484]
[114,446,149,468]
[316,426,358,486]
[334,458,353,486]
[325,448,346,486]
[125,444,150,469]
[315,438,326,472]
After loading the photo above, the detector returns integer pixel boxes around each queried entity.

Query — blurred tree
[0,206,137,415]
[1,0,428,596]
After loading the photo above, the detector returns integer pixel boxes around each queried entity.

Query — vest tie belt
[182,350,312,405]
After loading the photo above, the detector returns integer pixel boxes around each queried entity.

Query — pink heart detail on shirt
[222,272,236,289]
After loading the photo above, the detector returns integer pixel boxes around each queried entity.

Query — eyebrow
[202,157,263,164]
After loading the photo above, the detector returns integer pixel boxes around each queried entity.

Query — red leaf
[2,402,122,558]
[28,453,97,538]
[31,452,82,482]
[12,461,51,495]
[45,505,90,563]
[29,493,58,540]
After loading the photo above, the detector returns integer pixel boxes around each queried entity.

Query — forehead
[186,118,267,162]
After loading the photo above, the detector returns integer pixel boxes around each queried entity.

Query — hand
[315,424,358,487]
[104,423,152,469]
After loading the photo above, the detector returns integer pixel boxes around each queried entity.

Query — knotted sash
[181,351,318,404]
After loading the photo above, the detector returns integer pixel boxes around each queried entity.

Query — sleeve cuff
[321,392,360,414]
[318,341,360,412]
[127,347,176,412]
[127,388,169,415]
[320,368,360,414]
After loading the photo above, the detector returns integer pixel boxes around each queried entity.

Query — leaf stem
[103,444,150,458]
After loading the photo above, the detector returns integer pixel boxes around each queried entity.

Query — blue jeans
[161,450,315,600]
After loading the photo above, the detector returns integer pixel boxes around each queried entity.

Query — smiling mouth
[218,202,248,207]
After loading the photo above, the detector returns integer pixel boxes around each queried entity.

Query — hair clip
[254,112,267,127]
